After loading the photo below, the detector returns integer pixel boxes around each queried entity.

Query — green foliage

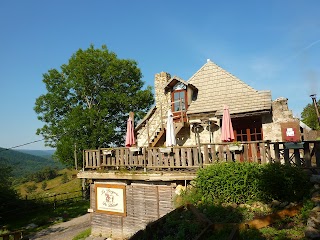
[73,228,91,240]
[195,162,262,204]
[299,199,315,223]
[258,163,311,202]
[0,148,64,178]
[27,167,59,183]
[193,162,311,204]
[0,159,19,212]
[34,44,154,166]
[41,181,47,191]
[3,199,89,232]
[174,187,203,207]
[301,99,320,130]
[61,172,69,184]
[25,183,37,194]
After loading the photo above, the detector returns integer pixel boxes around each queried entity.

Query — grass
[73,228,92,240]
[16,168,80,198]
[2,168,90,236]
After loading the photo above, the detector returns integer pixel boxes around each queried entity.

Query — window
[232,117,263,142]
[172,90,186,112]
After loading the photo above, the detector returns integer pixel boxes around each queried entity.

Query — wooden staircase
[150,122,185,147]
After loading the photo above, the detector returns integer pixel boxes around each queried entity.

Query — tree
[25,183,37,194]
[61,172,68,184]
[34,45,154,166]
[0,158,19,214]
[41,181,47,191]
[301,98,320,130]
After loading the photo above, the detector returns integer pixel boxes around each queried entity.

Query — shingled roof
[164,76,197,92]
[187,60,272,116]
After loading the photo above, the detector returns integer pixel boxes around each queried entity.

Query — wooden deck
[83,141,320,171]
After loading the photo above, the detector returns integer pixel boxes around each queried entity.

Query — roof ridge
[188,59,267,93]
[187,60,218,82]
[186,59,271,115]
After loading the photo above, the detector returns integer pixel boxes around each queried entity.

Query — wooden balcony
[82,141,320,172]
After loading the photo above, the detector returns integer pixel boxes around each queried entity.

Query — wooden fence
[83,141,320,171]
[0,230,23,240]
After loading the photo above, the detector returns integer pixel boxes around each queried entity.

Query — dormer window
[164,76,198,122]
[172,83,187,112]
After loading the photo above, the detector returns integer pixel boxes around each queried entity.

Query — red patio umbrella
[221,105,235,142]
[125,116,135,147]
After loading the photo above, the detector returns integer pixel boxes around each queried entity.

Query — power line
[0,132,67,154]
[0,138,46,153]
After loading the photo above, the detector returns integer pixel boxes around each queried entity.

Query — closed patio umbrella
[125,116,135,147]
[166,109,176,147]
[221,105,235,142]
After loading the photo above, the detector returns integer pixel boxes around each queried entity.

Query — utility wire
[0,132,66,154]
[0,138,46,153]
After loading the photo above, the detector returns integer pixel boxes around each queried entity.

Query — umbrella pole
[194,124,203,168]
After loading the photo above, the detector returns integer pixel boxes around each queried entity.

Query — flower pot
[159,147,172,153]
[129,147,141,152]
[229,144,243,151]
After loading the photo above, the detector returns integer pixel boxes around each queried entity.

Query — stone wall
[136,72,172,147]
[155,72,171,115]
[262,97,298,141]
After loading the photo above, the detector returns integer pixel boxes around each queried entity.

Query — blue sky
[0,0,319,150]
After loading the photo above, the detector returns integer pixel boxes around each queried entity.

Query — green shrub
[41,181,47,191]
[257,162,311,202]
[61,172,68,184]
[193,162,311,204]
[174,187,203,207]
[195,162,262,204]
[25,183,37,194]
[73,228,91,240]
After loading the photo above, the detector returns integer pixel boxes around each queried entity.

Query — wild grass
[72,228,92,240]
[2,168,89,235]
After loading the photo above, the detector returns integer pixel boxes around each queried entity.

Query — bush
[41,181,47,191]
[195,162,262,204]
[61,172,68,184]
[25,183,37,194]
[193,162,311,205]
[257,162,311,202]
[25,167,59,183]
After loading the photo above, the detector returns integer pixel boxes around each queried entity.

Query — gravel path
[29,213,91,240]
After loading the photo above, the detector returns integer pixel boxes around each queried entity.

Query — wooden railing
[83,141,320,171]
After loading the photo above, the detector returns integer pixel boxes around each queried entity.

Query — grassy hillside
[2,168,88,232]
[16,168,81,198]
[0,147,65,178]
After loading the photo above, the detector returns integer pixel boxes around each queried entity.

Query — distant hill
[0,147,65,178]
[16,149,56,159]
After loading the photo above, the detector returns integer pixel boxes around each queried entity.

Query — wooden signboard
[95,184,126,216]
[280,122,301,142]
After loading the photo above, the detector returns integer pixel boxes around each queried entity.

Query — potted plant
[102,149,114,155]
[229,142,243,151]
[129,146,141,152]
[159,146,172,153]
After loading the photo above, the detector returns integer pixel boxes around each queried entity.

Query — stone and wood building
[78,60,320,239]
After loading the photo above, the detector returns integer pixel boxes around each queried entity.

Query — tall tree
[301,98,320,130]
[34,45,154,166]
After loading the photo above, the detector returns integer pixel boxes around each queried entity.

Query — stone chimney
[154,72,171,113]
[272,97,294,123]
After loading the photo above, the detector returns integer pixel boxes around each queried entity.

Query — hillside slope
[0,147,65,178]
